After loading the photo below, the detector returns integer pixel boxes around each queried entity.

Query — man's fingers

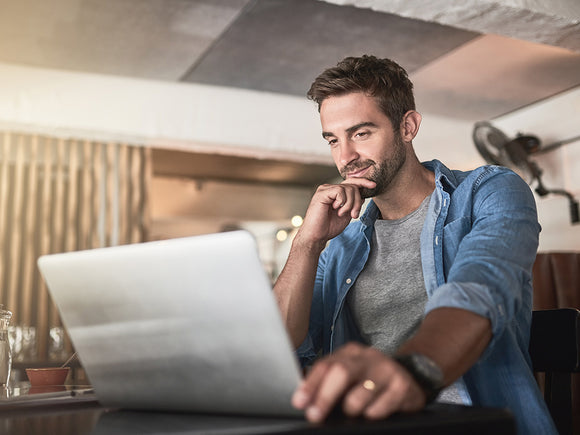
[362,388,400,420]
[291,360,331,410]
[316,179,375,217]
[332,195,346,211]
[305,362,352,423]
[342,380,383,417]
[339,178,375,218]
[292,344,427,424]
[350,192,365,219]
[334,190,353,216]
[341,177,376,189]
[362,375,425,419]
[334,183,369,217]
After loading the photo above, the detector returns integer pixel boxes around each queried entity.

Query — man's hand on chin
[297,178,376,247]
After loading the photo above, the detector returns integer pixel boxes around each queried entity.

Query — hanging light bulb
[276,229,288,242]
[291,215,303,228]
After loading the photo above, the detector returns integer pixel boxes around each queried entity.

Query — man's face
[320,92,406,198]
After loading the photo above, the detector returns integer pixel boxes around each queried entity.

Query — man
[273,55,556,434]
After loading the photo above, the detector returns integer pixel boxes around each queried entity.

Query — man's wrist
[292,233,327,256]
[393,353,444,404]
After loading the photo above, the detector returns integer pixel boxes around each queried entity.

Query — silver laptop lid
[38,231,302,417]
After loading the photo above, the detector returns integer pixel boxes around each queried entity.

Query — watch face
[410,354,444,387]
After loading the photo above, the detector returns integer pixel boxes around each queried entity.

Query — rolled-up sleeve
[296,249,327,367]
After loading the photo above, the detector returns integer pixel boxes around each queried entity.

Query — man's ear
[400,110,422,142]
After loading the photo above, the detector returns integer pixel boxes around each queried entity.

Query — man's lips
[345,166,371,178]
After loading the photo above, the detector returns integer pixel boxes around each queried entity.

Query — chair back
[531,252,580,435]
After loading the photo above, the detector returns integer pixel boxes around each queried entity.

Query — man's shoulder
[457,164,529,193]
[423,159,525,191]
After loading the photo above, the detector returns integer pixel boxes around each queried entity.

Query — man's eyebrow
[346,122,377,135]
[322,122,378,139]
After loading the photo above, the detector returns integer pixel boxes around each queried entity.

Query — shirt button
[346,278,352,284]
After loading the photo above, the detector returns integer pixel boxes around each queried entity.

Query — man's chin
[340,176,378,199]
[358,187,377,199]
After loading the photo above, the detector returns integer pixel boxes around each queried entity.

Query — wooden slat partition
[20,135,39,327]
[0,136,9,296]
[9,139,26,323]
[0,132,151,361]
[37,137,53,357]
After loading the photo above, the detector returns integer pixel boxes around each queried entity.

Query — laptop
[37,231,303,418]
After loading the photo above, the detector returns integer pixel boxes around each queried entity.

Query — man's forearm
[273,236,325,348]
[397,307,492,385]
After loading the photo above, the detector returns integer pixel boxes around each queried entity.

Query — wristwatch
[393,353,444,404]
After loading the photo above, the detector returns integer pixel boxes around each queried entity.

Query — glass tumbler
[0,304,13,387]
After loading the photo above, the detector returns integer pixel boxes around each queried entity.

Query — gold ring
[362,379,376,392]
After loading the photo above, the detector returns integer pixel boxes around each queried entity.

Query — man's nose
[339,141,359,167]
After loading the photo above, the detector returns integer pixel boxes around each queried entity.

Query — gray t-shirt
[347,194,430,355]
[347,192,462,403]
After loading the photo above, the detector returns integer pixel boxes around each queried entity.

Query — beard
[339,132,406,199]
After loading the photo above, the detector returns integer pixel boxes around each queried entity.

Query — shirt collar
[422,159,459,192]
[359,159,457,228]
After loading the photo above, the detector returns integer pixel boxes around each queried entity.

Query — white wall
[493,88,580,251]
[413,114,483,170]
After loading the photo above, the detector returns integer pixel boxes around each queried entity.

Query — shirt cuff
[424,281,507,359]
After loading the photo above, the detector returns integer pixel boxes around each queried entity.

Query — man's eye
[328,139,338,146]
[355,131,369,138]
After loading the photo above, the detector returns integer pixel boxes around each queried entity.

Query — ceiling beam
[0,61,330,165]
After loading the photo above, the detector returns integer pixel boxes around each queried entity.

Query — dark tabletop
[0,393,516,435]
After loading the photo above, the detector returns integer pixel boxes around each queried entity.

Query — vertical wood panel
[9,137,26,324]
[79,141,92,251]
[0,134,10,306]
[130,147,141,244]
[66,141,79,253]
[49,140,67,327]
[91,143,101,249]
[118,145,129,245]
[105,144,115,246]
[53,139,66,254]
[20,136,39,326]
[37,137,54,357]
[141,147,152,242]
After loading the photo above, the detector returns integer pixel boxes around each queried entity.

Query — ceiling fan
[472,121,580,224]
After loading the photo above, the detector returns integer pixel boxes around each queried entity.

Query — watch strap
[393,353,444,404]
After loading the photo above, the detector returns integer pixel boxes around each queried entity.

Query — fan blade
[473,121,510,165]
[502,140,538,183]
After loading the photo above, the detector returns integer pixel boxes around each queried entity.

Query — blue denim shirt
[297,160,556,435]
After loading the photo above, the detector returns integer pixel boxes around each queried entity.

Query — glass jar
[0,304,13,387]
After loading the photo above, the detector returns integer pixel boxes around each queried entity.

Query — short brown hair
[307,55,415,129]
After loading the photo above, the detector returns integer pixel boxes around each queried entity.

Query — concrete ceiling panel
[0,0,251,80]
[323,0,580,53]
[182,0,478,95]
